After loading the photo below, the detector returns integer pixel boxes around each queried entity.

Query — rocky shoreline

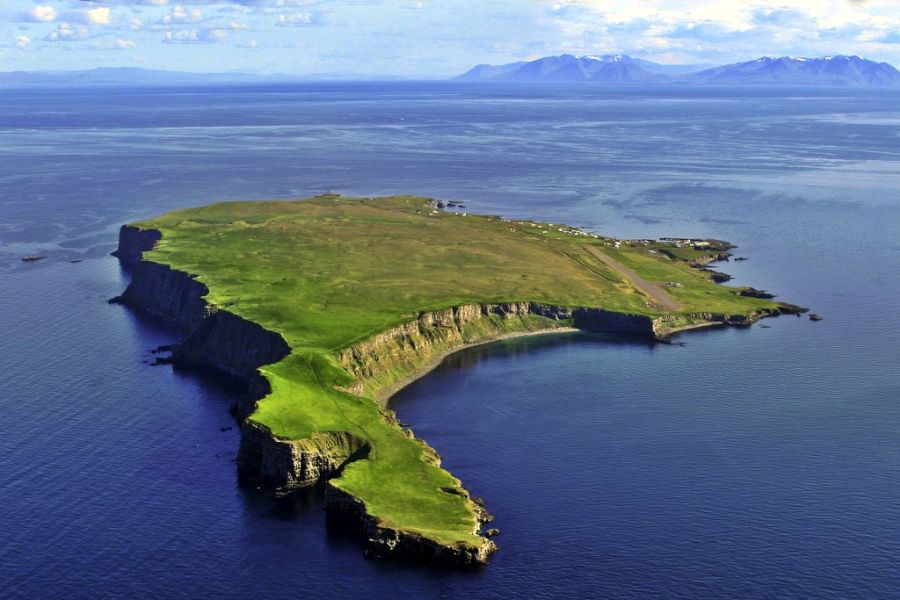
[325,484,497,567]
[112,223,803,568]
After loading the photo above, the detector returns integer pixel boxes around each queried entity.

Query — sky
[2,0,900,76]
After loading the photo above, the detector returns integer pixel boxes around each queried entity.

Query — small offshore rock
[809,313,823,321]
[220,426,234,432]
[485,528,500,538]
[21,255,46,262]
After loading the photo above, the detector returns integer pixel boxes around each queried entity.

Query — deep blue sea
[1,82,899,598]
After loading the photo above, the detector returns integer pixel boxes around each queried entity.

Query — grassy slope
[135,195,780,547]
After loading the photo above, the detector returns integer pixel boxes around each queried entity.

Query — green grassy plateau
[134,195,783,549]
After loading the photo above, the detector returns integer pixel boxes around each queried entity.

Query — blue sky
[2,0,900,76]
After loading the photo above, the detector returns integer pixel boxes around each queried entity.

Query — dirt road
[584,245,682,312]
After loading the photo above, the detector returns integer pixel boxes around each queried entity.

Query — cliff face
[238,423,369,492]
[325,485,496,568]
[114,228,325,491]
[337,302,657,403]
[575,307,657,336]
[119,261,213,331]
[113,225,210,330]
[173,310,290,380]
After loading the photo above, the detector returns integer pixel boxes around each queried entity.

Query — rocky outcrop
[238,423,369,493]
[739,287,776,299]
[325,485,496,568]
[684,304,805,327]
[112,224,162,266]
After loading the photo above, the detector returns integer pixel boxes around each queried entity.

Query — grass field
[134,195,783,548]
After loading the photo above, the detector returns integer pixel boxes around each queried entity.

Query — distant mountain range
[688,55,900,85]
[457,54,900,86]
[0,67,403,87]
[458,54,705,84]
[0,67,269,87]
[4,55,899,87]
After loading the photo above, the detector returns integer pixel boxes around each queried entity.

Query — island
[112,195,804,567]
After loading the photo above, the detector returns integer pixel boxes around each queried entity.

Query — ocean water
[1,82,898,598]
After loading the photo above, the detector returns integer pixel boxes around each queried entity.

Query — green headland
[122,194,798,564]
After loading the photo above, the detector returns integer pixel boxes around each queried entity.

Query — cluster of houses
[599,237,717,251]
[553,226,598,239]
[602,238,651,249]
[425,205,720,254]
[659,237,714,249]
[493,219,602,239]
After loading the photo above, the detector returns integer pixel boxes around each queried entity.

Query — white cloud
[164,29,199,43]
[269,0,320,7]
[277,12,317,27]
[164,27,230,43]
[9,0,900,75]
[164,29,195,43]
[542,0,900,63]
[16,35,32,48]
[23,5,58,23]
[84,7,112,25]
[46,22,93,42]
[202,28,231,42]
[115,37,138,49]
[161,5,205,24]
[64,7,113,25]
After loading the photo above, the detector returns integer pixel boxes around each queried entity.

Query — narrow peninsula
[113,195,803,567]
